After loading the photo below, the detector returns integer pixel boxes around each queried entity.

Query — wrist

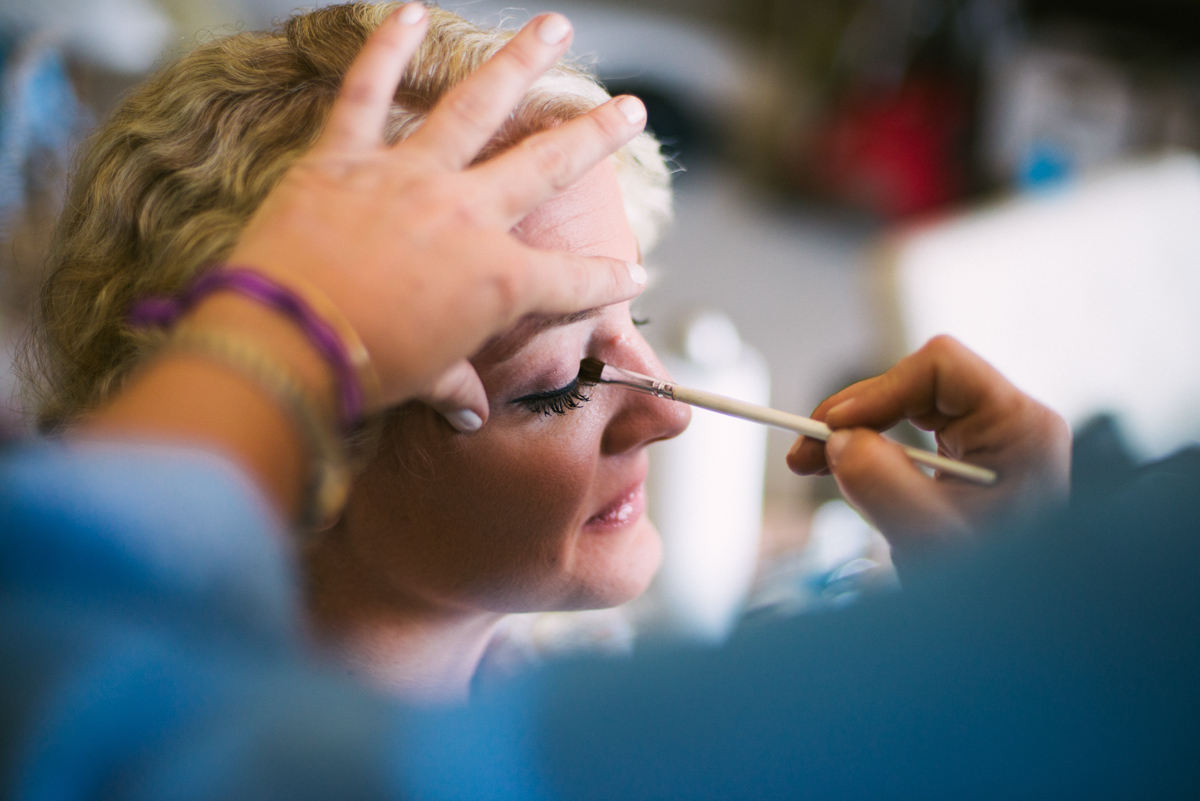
[120,266,381,527]
[183,292,339,421]
[130,267,380,428]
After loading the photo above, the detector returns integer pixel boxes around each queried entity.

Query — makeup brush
[578,358,998,486]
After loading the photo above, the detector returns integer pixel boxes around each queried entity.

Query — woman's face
[335,159,690,613]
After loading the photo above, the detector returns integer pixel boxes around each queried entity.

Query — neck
[303,541,502,705]
[331,611,501,704]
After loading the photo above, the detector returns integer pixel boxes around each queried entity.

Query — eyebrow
[477,307,604,365]
[527,307,603,335]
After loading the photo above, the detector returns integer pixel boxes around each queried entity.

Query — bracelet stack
[129,267,379,528]
[130,268,380,430]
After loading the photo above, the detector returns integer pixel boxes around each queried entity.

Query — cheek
[455,414,604,534]
[361,405,610,608]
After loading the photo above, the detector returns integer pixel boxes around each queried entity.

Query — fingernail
[398,3,425,25]
[826,430,851,464]
[446,409,483,433]
[536,14,572,45]
[616,96,646,125]
[626,261,647,285]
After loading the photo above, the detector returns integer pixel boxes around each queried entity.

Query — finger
[404,13,575,168]
[825,336,1012,432]
[515,249,646,320]
[786,435,829,475]
[470,96,647,226]
[317,4,429,153]
[418,359,489,432]
[825,429,969,546]
[786,375,888,475]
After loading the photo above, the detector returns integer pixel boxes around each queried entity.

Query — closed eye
[512,379,592,416]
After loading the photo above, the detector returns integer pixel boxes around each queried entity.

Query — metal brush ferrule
[649,379,676,400]
[599,363,679,401]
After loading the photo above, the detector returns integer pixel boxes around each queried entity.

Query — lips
[583,481,646,532]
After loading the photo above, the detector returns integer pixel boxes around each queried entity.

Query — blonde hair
[23,2,671,433]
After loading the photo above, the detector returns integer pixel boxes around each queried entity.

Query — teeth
[590,487,639,525]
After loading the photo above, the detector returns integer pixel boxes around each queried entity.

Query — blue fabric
[0,444,405,800]
[523,486,1200,799]
[2,441,1199,799]
[401,452,1200,798]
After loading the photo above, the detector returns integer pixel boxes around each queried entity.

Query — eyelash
[511,313,644,417]
[512,379,593,416]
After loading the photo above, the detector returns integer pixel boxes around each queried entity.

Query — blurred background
[4,0,1200,644]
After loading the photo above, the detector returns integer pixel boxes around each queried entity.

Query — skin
[82,4,1066,706]
[304,160,690,701]
[87,7,652,519]
[787,335,1071,553]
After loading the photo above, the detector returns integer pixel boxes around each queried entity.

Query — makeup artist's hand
[227,3,649,431]
[787,336,1071,555]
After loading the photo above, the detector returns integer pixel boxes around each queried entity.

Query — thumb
[417,359,489,433]
[826,429,968,546]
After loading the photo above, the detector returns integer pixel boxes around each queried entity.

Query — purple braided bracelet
[129,269,364,430]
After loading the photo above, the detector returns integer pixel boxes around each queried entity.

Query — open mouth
[584,482,645,532]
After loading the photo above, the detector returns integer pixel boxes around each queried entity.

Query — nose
[598,338,691,456]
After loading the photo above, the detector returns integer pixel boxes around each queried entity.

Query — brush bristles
[577,357,606,386]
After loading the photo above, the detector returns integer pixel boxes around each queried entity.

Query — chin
[561,518,664,611]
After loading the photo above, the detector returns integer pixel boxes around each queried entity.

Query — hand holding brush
[785,336,1072,546]
[579,354,998,486]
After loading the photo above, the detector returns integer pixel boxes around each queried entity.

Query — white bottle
[644,311,770,642]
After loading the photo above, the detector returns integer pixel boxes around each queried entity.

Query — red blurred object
[803,78,967,219]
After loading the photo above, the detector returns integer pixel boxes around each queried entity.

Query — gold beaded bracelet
[130,267,382,430]
[164,328,351,529]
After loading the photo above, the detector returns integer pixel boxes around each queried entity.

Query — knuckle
[428,178,489,228]
[924,333,960,357]
[1034,402,1071,440]
[337,76,376,109]
[440,91,491,135]
[523,137,574,189]
[488,261,529,319]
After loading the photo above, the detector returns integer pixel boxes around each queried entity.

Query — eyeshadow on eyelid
[476,309,605,366]
[511,366,583,402]
[511,349,595,396]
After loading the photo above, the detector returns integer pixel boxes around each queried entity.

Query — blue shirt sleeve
[0,443,408,801]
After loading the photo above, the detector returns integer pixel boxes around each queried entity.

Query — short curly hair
[22,1,672,433]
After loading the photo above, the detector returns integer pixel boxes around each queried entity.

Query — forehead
[474,160,637,367]
[511,159,634,257]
